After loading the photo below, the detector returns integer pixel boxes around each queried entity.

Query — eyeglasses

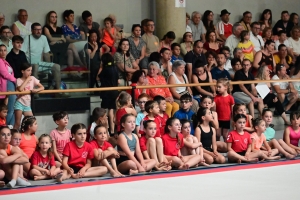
[138,101,147,104]
[2,31,11,34]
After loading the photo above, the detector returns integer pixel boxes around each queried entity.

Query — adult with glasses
[240,11,252,31]
[250,22,265,52]
[140,19,160,70]
[11,9,32,38]
[180,32,193,56]
[0,26,13,52]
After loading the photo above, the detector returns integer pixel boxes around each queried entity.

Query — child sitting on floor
[50,111,71,165]
[57,123,108,183]
[153,95,169,136]
[233,103,253,133]
[29,134,63,180]
[90,125,123,177]
[283,111,300,155]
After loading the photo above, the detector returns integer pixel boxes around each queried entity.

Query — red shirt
[157,113,169,135]
[0,117,6,126]
[139,136,148,152]
[90,140,112,151]
[223,23,233,38]
[63,141,94,168]
[30,151,56,170]
[227,130,252,153]
[214,94,234,121]
[116,108,128,132]
[162,133,184,156]
[139,115,161,137]
[127,83,150,101]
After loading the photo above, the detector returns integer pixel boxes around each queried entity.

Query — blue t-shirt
[136,112,145,126]
[211,67,231,81]
[264,127,275,142]
[173,109,195,135]
[171,55,183,63]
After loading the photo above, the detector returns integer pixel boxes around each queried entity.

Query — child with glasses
[135,93,151,135]
[173,94,195,135]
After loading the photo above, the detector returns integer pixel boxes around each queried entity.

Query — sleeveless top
[117,132,137,152]
[14,20,32,38]
[169,72,187,94]
[6,144,12,156]
[255,51,274,76]
[19,133,36,158]
[102,27,115,47]
[192,71,211,95]
[199,125,213,151]
[245,115,250,127]
[43,24,63,38]
[116,108,128,132]
[288,126,300,146]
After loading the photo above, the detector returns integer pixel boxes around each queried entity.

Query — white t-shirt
[250,32,264,52]
[288,37,300,54]
[225,34,239,57]
[186,25,192,33]
[168,72,187,94]
[275,39,291,50]
[271,75,289,95]
[89,122,97,142]
[21,35,51,64]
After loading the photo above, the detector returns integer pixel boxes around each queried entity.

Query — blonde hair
[217,78,230,94]
[256,64,268,80]
[116,91,131,109]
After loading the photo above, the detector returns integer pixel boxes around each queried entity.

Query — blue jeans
[6,81,16,126]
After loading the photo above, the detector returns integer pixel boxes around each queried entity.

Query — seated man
[221,46,233,74]
[275,30,293,56]
[250,22,264,52]
[288,26,300,58]
[273,44,293,71]
[140,19,160,70]
[189,11,206,42]
[272,64,298,113]
[184,40,207,82]
[232,59,264,118]
[211,52,231,81]
[0,26,13,52]
[216,9,233,42]
[272,11,294,37]
[79,10,101,40]
[21,23,61,90]
[11,9,32,38]
[233,47,245,61]
[225,22,244,57]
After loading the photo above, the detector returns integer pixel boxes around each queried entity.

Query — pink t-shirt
[250,132,266,150]
[16,76,40,106]
[50,129,72,159]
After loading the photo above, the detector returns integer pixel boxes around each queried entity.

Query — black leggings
[263,93,285,115]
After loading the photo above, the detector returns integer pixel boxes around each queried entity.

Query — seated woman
[159,31,176,51]
[202,10,221,42]
[114,38,139,86]
[61,9,86,67]
[203,30,221,54]
[205,51,217,72]
[256,64,289,124]
[259,9,272,34]
[127,70,150,102]
[85,29,110,88]
[252,40,276,77]
[230,58,242,79]
[147,61,179,117]
[262,27,275,43]
[159,48,172,81]
[168,60,199,113]
[180,32,193,56]
[192,60,216,102]
[0,126,31,188]
[127,24,146,71]
[43,11,84,68]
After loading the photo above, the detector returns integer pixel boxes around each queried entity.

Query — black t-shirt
[184,51,208,68]
[232,69,254,93]
[272,20,294,37]
[6,49,28,79]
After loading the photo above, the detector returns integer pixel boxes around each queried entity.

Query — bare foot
[56,175,63,183]
[246,158,259,163]
[129,169,138,175]
[266,156,281,160]
[237,159,242,164]
[111,171,123,178]
[55,172,63,180]
[71,173,80,179]
[178,164,189,170]
[117,172,125,177]
[286,154,296,160]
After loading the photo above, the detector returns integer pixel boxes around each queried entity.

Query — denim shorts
[14,101,31,112]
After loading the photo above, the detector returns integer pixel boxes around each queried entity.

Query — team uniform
[227,130,252,156]
[162,133,184,156]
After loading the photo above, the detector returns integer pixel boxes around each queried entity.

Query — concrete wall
[1,0,298,33]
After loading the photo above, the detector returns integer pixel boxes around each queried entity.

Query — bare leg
[227,151,258,163]
[0,170,5,187]
[67,43,85,66]
[217,141,228,153]
[214,152,226,164]
[13,110,23,130]
[203,153,214,165]
[143,159,156,172]
[248,101,254,118]
[83,166,108,177]
[216,128,221,141]
[117,160,138,175]
[222,129,229,142]
[182,155,202,168]
[276,139,298,157]
[155,137,164,163]
[56,169,71,183]
[192,137,200,155]
[108,109,115,134]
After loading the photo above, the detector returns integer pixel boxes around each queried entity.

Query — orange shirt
[102,27,115,47]
[147,75,172,98]
[0,117,6,126]
[250,132,266,150]
[19,133,37,158]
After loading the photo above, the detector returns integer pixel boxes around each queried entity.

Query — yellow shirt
[237,40,254,62]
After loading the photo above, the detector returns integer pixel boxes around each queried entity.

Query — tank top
[102,27,115,47]
[245,115,250,127]
[288,126,300,146]
[254,51,274,76]
[14,20,32,38]
[6,144,12,156]
[192,71,211,95]
[199,125,213,151]
[19,133,36,158]
[117,132,137,152]
[116,108,128,132]
[169,72,187,94]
